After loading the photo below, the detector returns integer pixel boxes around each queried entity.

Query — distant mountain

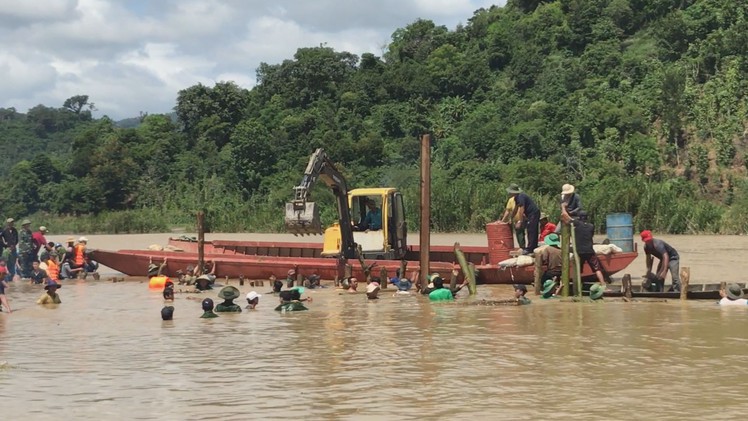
[116,112,177,129]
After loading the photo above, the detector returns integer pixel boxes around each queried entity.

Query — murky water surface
[2,233,748,420]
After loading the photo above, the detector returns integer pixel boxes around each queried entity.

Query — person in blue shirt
[359,199,382,231]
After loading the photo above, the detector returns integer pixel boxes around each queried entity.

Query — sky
[0,0,506,120]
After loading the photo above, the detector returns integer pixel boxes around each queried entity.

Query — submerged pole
[680,267,690,300]
[560,222,570,297]
[420,133,431,294]
[197,210,205,276]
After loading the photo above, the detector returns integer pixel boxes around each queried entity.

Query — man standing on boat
[571,211,606,287]
[505,184,541,255]
[640,230,681,292]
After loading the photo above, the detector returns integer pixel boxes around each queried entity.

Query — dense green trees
[2,1,748,234]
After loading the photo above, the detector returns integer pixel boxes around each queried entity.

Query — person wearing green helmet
[215,286,242,312]
[513,284,531,305]
[588,284,605,301]
[275,288,311,311]
[538,233,563,284]
[427,271,468,301]
[540,279,558,299]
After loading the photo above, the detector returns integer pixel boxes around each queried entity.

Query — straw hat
[561,184,575,195]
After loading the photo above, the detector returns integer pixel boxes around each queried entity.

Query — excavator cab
[321,188,408,260]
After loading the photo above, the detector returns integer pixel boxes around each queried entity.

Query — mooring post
[420,133,431,295]
[533,251,542,295]
[560,222,570,297]
[622,274,632,299]
[197,210,205,276]
[379,266,388,289]
[680,267,690,300]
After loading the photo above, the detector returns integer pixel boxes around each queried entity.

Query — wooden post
[379,266,388,289]
[197,211,205,276]
[450,268,458,291]
[533,251,542,296]
[560,222,570,297]
[570,226,582,297]
[420,133,431,295]
[399,260,407,282]
[344,264,352,279]
[680,267,690,300]
[454,243,476,295]
[622,274,632,300]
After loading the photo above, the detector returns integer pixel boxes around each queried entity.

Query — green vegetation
[2,0,748,234]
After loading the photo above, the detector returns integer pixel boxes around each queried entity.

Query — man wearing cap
[572,211,606,286]
[32,226,50,259]
[718,284,748,306]
[557,184,583,234]
[246,291,261,309]
[505,183,541,255]
[18,219,34,278]
[1,218,18,278]
[640,230,681,292]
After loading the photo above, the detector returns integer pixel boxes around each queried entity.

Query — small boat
[601,282,747,300]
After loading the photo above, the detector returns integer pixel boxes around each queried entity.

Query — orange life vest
[46,259,60,282]
[74,244,86,266]
[149,275,170,289]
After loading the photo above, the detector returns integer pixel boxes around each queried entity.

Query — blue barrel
[606,213,633,252]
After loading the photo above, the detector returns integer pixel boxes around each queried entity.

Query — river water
[2,233,747,420]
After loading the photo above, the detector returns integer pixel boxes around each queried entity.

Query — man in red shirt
[32,226,50,259]
[538,213,557,243]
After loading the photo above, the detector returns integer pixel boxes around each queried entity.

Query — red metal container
[485,222,514,264]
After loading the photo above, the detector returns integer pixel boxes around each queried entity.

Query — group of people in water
[0,218,99,313]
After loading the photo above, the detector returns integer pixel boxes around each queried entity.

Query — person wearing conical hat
[718,284,748,306]
[215,286,242,312]
[504,183,541,255]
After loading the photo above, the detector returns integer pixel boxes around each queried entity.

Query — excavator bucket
[285,201,323,235]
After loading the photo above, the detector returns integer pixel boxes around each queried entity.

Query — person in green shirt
[200,298,219,318]
[37,280,62,305]
[215,286,242,312]
[274,288,312,311]
[427,274,467,301]
[514,284,531,305]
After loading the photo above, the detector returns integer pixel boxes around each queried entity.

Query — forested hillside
[1,0,748,234]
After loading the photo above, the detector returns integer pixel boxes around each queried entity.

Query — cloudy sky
[0,0,506,120]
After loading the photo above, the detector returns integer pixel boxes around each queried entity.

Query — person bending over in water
[719,284,748,306]
[246,291,261,309]
[514,284,531,305]
[200,298,218,318]
[37,280,62,304]
[366,282,381,300]
[215,286,242,312]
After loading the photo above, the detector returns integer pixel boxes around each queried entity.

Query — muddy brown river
[1,233,747,420]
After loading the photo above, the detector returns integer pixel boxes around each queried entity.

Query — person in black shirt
[572,211,606,286]
[506,184,541,255]
[640,230,680,292]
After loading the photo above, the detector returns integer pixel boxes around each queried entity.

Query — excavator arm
[284,148,358,259]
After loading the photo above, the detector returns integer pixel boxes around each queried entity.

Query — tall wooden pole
[560,222,570,297]
[420,134,431,294]
[197,211,205,276]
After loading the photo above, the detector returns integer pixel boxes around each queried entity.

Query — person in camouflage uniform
[214,286,242,312]
[18,219,34,278]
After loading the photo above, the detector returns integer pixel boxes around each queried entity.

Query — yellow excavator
[285,148,408,260]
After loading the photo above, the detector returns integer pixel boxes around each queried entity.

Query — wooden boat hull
[164,238,638,284]
[91,249,456,281]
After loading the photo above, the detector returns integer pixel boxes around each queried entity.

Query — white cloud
[0,0,508,119]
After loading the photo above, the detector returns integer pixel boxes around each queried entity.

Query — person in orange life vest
[148,257,171,289]
[73,237,88,268]
[40,252,61,283]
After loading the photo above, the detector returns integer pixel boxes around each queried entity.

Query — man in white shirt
[718,284,748,306]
